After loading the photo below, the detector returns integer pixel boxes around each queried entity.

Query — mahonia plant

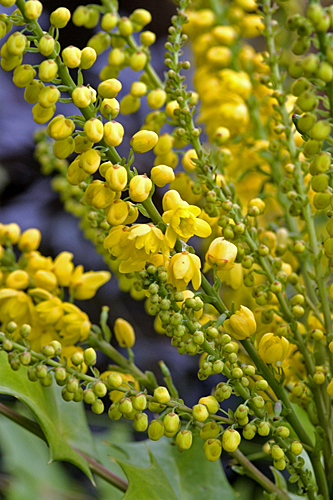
[1,0,333,499]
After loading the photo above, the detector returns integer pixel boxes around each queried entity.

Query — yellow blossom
[69,265,111,300]
[53,251,74,287]
[167,251,201,291]
[205,237,237,270]
[18,228,41,252]
[223,306,256,340]
[258,333,290,364]
[114,318,135,348]
[162,201,211,247]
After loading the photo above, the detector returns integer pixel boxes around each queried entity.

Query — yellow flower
[35,296,64,324]
[205,237,237,270]
[223,306,256,340]
[217,263,243,290]
[167,251,201,291]
[5,270,30,290]
[69,266,111,300]
[53,251,74,287]
[129,174,152,202]
[104,224,168,273]
[18,228,41,252]
[57,302,91,344]
[162,201,211,247]
[258,333,290,364]
[0,289,34,327]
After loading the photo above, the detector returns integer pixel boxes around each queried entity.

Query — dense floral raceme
[2,0,333,499]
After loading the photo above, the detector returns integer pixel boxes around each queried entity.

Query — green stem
[230,449,291,500]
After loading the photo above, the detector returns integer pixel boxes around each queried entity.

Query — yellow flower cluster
[0,223,110,354]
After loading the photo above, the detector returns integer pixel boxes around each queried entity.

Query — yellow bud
[130,130,158,153]
[62,45,81,68]
[0,223,21,244]
[146,88,167,109]
[162,189,182,211]
[101,12,118,31]
[165,100,179,119]
[154,386,171,404]
[84,118,104,143]
[241,14,264,38]
[222,429,241,452]
[214,127,230,145]
[192,403,209,422]
[1,53,23,72]
[118,16,133,37]
[258,333,290,364]
[148,420,164,441]
[105,199,130,225]
[80,46,97,70]
[130,8,151,27]
[84,9,100,29]
[50,7,71,28]
[24,80,44,104]
[34,269,58,291]
[12,64,36,88]
[113,317,135,348]
[205,237,237,270]
[154,133,174,155]
[103,120,124,147]
[7,32,27,56]
[120,94,140,115]
[74,135,93,154]
[327,378,333,396]
[38,85,60,108]
[100,98,120,119]
[39,35,55,57]
[38,59,58,82]
[47,114,75,141]
[53,136,75,159]
[0,0,16,6]
[129,51,147,71]
[79,149,101,175]
[140,30,156,47]
[129,175,152,202]
[98,78,122,99]
[203,438,222,461]
[24,0,43,20]
[249,197,265,214]
[182,148,198,172]
[151,165,175,187]
[67,158,89,185]
[212,25,237,45]
[105,165,128,191]
[176,430,193,450]
[198,396,220,414]
[18,228,41,252]
[200,422,221,441]
[130,81,147,97]
[223,306,256,341]
[72,85,91,108]
[32,103,56,124]
[84,180,116,209]
[6,270,30,289]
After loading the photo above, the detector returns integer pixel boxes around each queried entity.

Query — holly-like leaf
[0,351,96,481]
[103,435,235,500]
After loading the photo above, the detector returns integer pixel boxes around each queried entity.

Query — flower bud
[276,426,290,438]
[182,149,198,172]
[107,372,123,388]
[6,269,29,289]
[148,420,165,441]
[38,85,60,108]
[140,30,156,46]
[271,445,284,460]
[38,35,55,57]
[38,59,58,82]
[105,165,128,191]
[7,32,27,56]
[147,89,167,109]
[151,165,175,187]
[118,16,133,37]
[25,0,43,20]
[47,115,75,141]
[114,318,135,348]
[77,47,95,72]
[24,79,44,104]
[62,45,81,68]
[258,421,270,436]
[162,190,182,211]
[222,429,241,453]
[100,98,119,119]
[258,333,289,364]
[243,423,257,440]
[18,228,41,252]
[101,12,118,31]
[72,85,91,108]
[204,438,222,461]
[98,78,122,98]
[84,180,115,209]
[120,94,140,115]
[200,421,221,441]
[132,393,147,411]
[32,103,56,124]
[163,413,180,434]
[84,347,97,366]
[176,430,193,450]
[50,7,71,28]
[108,403,122,420]
[192,403,209,422]
[53,137,75,159]
[205,237,237,271]
[130,130,158,153]
[91,400,104,415]
[129,175,152,202]
[132,412,148,432]
[129,51,147,71]
[103,120,124,147]
[83,118,104,143]
[223,306,256,340]
[310,121,331,141]
[199,396,219,414]
[154,386,170,404]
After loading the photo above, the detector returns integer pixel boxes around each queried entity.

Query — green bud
[310,152,331,174]
[94,381,107,397]
[66,377,79,393]
[148,419,164,441]
[314,192,332,210]
[291,37,310,56]
[288,60,304,79]
[311,173,329,192]
[317,61,333,82]
[276,426,290,438]
[36,364,48,379]
[62,387,74,401]
[119,397,133,415]
[296,91,318,112]
[108,403,122,420]
[40,373,53,387]
[19,351,31,365]
[310,120,331,141]
[132,412,148,432]
[200,421,221,441]
[132,393,147,411]
[91,399,104,414]
[83,389,97,405]
[243,423,257,440]
[176,429,193,450]
[163,412,180,433]
[27,366,38,381]
[258,421,271,436]
[84,347,97,366]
